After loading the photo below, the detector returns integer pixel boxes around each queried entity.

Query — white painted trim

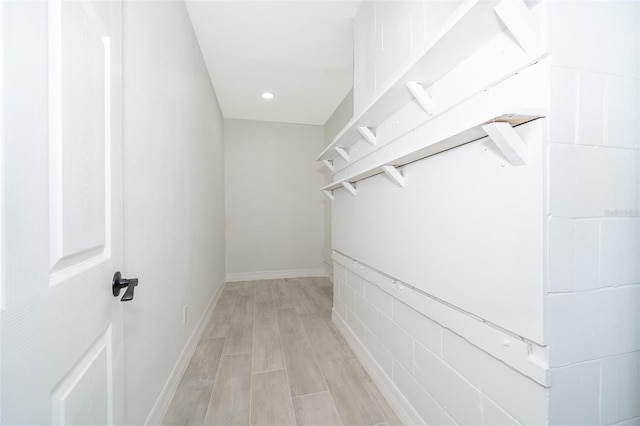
[226,268,327,282]
[144,277,226,426]
[332,309,423,426]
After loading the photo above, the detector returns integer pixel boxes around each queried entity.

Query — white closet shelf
[321,106,544,192]
[316,0,527,163]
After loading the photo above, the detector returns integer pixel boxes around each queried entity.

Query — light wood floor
[162,277,402,426]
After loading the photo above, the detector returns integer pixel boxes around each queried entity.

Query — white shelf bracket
[322,159,334,172]
[357,126,377,147]
[381,165,406,188]
[341,181,357,196]
[323,190,334,201]
[334,146,350,162]
[406,82,434,115]
[482,122,527,166]
[494,0,539,52]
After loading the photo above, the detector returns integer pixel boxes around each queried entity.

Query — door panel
[51,0,109,278]
[1,0,124,424]
[51,327,113,426]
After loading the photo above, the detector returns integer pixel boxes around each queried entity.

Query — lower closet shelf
[322,106,544,193]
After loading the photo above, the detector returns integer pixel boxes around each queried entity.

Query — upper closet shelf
[316,0,540,163]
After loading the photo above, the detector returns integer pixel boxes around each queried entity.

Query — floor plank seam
[276,319,296,424]
[202,336,227,426]
[290,389,332,400]
[362,375,396,425]
[249,289,258,425]
[298,309,345,426]
[248,357,254,426]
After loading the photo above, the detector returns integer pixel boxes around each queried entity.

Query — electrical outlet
[183,305,188,324]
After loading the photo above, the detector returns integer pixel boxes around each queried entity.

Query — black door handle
[112,271,138,302]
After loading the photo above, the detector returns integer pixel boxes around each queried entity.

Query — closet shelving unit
[318,0,545,199]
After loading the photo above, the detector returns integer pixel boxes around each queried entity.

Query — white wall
[224,119,326,281]
[546,2,640,424]
[324,90,354,144]
[331,1,640,425]
[122,2,225,424]
[333,250,549,425]
[323,90,354,272]
[330,1,550,424]
[332,120,546,342]
[353,0,460,115]
[331,127,549,424]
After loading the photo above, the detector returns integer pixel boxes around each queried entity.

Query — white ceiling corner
[185,0,361,126]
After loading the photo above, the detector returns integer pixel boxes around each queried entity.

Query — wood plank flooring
[163,277,402,426]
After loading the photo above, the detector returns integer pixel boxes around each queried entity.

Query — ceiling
[185,1,361,126]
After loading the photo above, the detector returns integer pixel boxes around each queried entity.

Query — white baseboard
[226,268,327,282]
[144,278,226,426]
[332,308,424,426]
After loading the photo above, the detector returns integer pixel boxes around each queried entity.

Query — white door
[1,0,125,424]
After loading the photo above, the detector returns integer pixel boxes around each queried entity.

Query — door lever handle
[112,271,139,302]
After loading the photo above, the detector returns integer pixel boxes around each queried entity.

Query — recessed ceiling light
[261,92,274,100]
